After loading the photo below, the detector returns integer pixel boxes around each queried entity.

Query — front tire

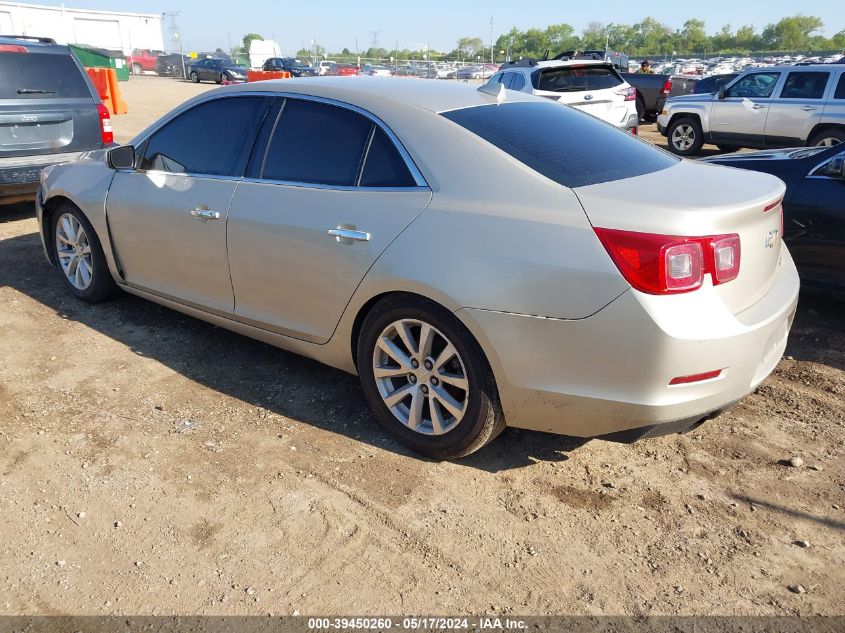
[808,129,845,148]
[131,63,142,76]
[357,295,504,460]
[50,204,118,304]
[667,117,705,156]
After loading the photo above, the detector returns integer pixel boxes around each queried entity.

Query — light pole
[489,16,494,65]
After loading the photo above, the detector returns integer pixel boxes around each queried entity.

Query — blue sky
[40,0,844,54]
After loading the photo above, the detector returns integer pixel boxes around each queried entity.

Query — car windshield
[442,101,678,188]
[0,51,91,99]
[538,66,623,92]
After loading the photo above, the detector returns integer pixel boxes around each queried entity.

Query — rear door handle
[751,103,765,110]
[801,105,818,111]
[190,208,220,220]
[328,228,370,242]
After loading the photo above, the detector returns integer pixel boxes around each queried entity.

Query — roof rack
[0,35,57,44]
[500,57,540,68]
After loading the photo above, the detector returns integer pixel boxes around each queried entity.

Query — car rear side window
[140,96,269,176]
[263,99,371,186]
[359,127,416,187]
[441,101,678,188]
[0,52,91,99]
[510,73,526,91]
[538,66,622,92]
[835,74,845,99]
[779,72,830,99]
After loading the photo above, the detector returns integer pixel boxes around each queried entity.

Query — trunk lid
[0,50,102,160]
[574,159,787,315]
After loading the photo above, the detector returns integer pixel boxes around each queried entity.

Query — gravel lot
[0,76,843,617]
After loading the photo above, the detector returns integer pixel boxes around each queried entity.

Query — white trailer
[0,1,163,55]
[249,39,281,70]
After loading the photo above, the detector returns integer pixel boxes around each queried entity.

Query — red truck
[128,49,164,75]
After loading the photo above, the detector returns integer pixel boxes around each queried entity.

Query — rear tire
[357,295,505,460]
[131,63,142,76]
[49,203,119,304]
[635,95,646,123]
[808,129,845,148]
[667,117,704,156]
[190,71,200,83]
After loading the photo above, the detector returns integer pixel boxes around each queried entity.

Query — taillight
[0,44,27,53]
[710,235,741,283]
[660,79,672,95]
[593,228,741,295]
[615,86,636,101]
[96,103,113,145]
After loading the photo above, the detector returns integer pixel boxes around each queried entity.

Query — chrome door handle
[751,104,765,110]
[190,209,220,220]
[801,106,818,111]
[328,228,370,242]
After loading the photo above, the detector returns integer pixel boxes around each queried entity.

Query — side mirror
[108,145,135,170]
[717,86,727,100]
[823,155,845,179]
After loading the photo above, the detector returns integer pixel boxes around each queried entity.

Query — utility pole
[165,12,186,80]
[489,16,494,65]
[369,30,381,55]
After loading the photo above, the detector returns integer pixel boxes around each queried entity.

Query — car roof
[0,35,67,53]
[219,76,537,114]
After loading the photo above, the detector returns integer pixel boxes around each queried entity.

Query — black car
[1,35,114,205]
[704,145,845,293]
[694,73,739,94]
[187,58,247,84]
[262,57,316,77]
[156,53,189,78]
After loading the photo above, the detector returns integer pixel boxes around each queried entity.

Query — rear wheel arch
[807,124,845,147]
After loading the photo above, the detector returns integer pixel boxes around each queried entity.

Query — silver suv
[657,65,845,156]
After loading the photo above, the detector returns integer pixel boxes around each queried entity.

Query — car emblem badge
[765,229,778,248]
[584,94,593,101]
[21,114,38,122]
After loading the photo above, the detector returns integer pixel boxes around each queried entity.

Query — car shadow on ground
[0,229,590,470]
[0,201,34,223]
[785,294,845,372]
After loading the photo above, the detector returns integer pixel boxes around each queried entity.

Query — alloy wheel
[55,213,94,291]
[671,124,696,151]
[372,319,469,436]
[815,137,841,147]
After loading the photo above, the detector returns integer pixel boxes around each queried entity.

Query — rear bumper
[457,247,800,439]
[0,151,88,200]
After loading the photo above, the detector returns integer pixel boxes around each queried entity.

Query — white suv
[657,65,845,156]
[485,59,639,132]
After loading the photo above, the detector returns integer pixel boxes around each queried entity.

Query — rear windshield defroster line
[441,101,678,188]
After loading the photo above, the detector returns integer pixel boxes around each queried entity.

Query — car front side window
[725,73,780,98]
[140,96,270,177]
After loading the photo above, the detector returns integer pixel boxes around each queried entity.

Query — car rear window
[538,66,623,92]
[0,52,91,99]
[441,101,678,188]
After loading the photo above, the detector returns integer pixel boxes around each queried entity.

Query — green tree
[761,15,824,50]
[456,36,484,59]
[734,25,758,51]
[581,21,606,49]
[680,19,708,53]
[242,33,263,51]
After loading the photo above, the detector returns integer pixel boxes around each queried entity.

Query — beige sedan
[36,78,799,458]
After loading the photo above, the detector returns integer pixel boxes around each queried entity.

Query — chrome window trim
[240,177,429,193]
[130,90,429,190]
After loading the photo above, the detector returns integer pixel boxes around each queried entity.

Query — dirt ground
[0,76,843,617]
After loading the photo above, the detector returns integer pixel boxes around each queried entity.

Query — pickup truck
[128,49,163,75]
[621,73,698,122]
